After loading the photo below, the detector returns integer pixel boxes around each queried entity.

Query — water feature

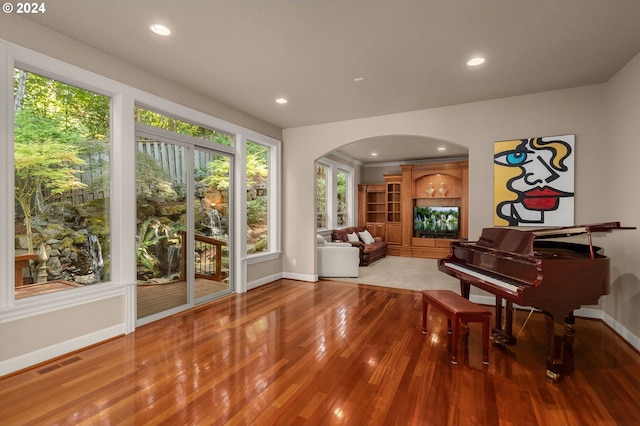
[166,245,181,277]
[203,208,223,236]
[88,234,105,281]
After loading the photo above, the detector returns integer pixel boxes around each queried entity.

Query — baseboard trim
[470,294,640,353]
[247,272,284,290]
[0,324,125,378]
[601,311,640,353]
[281,272,317,282]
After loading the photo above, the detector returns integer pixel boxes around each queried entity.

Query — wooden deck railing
[178,231,227,282]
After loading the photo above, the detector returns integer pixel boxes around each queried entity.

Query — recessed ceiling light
[370,152,378,157]
[150,24,171,36]
[467,56,485,67]
[354,77,366,83]
[438,147,446,151]
[275,98,288,104]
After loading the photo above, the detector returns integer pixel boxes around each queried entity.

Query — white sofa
[317,237,360,278]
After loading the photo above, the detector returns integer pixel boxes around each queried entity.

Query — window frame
[315,162,329,230]
[0,40,282,317]
[315,157,354,231]
[1,53,123,311]
[245,137,281,263]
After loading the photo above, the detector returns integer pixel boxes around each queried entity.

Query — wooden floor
[2,279,640,425]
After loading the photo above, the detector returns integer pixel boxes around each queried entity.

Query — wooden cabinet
[410,236,455,258]
[384,175,403,247]
[359,177,405,254]
[358,184,385,225]
[367,222,386,239]
[385,223,402,245]
[386,177,401,223]
[358,161,468,259]
[358,184,386,238]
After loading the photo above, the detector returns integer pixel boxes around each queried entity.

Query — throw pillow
[317,234,326,245]
[347,232,360,242]
[359,230,376,244]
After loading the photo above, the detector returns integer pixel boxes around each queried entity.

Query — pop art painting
[494,135,575,227]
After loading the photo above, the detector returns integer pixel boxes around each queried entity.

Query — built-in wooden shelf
[358,161,468,259]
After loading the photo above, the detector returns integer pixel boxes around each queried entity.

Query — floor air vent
[37,356,83,375]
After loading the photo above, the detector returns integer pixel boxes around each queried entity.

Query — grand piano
[438,222,634,381]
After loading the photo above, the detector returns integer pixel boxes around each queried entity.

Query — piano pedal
[546,370,561,382]
[490,333,507,345]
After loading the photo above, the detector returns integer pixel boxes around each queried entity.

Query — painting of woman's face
[494,135,575,227]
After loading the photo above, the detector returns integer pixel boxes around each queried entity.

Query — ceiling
[21,0,640,163]
[336,135,468,164]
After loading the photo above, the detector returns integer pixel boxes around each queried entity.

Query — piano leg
[545,313,562,382]
[459,281,470,299]
[544,310,578,382]
[505,300,514,338]
[494,296,503,332]
[492,297,517,345]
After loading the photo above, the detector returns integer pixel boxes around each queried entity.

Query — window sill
[245,251,282,265]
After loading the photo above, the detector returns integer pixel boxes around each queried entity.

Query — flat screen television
[414,206,460,233]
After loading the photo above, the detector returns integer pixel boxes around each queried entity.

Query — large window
[2,42,281,318]
[315,158,354,230]
[135,107,233,146]
[316,163,328,229]
[336,170,348,227]
[246,141,270,254]
[134,110,279,260]
[133,108,235,314]
[14,69,111,299]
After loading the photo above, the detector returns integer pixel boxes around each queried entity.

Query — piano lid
[475,222,635,258]
[477,228,536,256]
[531,221,634,239]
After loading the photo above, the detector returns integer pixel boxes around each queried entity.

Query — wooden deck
[15,278,229,319]
[15,280,82,299]
[136,278,230,318]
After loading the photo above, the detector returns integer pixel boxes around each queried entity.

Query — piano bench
[421,290,491,365]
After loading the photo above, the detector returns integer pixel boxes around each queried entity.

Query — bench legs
[422,298,490,365]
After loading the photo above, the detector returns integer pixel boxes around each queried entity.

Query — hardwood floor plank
[1,279,640,425]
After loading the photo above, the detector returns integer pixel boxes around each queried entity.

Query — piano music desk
[421,290,491,365]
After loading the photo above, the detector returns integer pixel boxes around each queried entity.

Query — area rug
[324,256,460,292]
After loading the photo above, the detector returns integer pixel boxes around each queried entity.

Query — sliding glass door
[135,135,233,322]
[193,148,231,303]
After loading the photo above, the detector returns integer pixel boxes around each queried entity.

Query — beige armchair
[316,236,359,278]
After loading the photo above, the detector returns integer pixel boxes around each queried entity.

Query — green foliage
[15,69,110,140]
[134,107,233,146]
[336,170,347,213]
[14,109,88,252]
[246,152,268,188]
[247,198,267,225]
[136,150,178,200]
[247,141,268,165]
[253,235,268,252]
[136,218,168,277]
[200,155,230,190]
[199,144,267,192]
[316,163,327,213]
[13,69,111,255]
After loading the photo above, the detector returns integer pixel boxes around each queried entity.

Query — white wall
[283,85,609,276]
[603,52,640,340]
[282,70,640,346]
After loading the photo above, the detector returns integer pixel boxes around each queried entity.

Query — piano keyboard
[442,262,522,294]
